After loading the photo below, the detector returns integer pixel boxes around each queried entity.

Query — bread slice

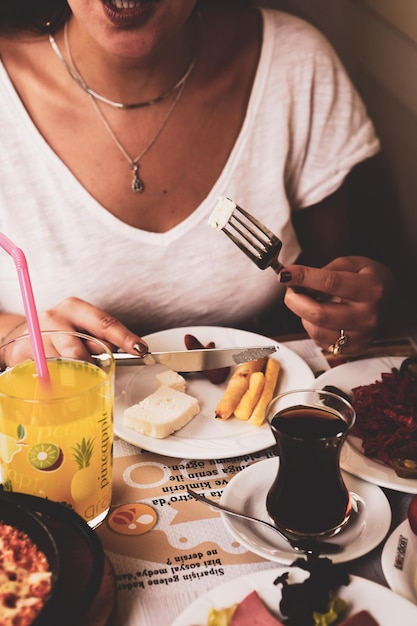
[124,385,200,439]
[155,369,187,392]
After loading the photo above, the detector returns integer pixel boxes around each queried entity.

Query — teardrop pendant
[131,163,144,193]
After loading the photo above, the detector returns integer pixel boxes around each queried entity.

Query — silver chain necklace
[51,21,196,193]
[49,24,197,110]
[87,82,186,193]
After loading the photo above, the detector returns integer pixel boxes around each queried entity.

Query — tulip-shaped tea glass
[0,330,114,528]
[265,388,355,540]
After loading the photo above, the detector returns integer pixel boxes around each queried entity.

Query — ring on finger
[327,329,348,356]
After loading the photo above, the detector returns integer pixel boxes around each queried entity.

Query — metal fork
[212,198,324,299]
[217,199,284,273]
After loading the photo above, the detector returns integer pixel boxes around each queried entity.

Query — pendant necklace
[88,85,185,193]
[49,21,197,192]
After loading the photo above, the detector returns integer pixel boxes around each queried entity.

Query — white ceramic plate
[171,567,417,626]
[381,519,417,604]
[220,457,391,565]
[114,326,314,459]
[313,357,417,493]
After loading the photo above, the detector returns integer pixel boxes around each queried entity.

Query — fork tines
[222,204,283,270]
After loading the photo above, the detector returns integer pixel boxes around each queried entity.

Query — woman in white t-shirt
[0,0,394,357]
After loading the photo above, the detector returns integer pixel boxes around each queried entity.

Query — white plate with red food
[171,566,417,626]
[381,494,417,604]
[114,326,314,459]
[219,457,391,565]
[313,356,417,493]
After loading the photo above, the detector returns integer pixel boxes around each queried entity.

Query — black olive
[400,356,417,380]
[322,385,353,405]
[392,458,417,478]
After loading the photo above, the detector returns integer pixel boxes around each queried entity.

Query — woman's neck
[61,13,199,107]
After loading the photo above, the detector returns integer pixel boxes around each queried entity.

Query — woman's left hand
[279,256,395,353]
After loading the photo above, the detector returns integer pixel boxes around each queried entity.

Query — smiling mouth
[102,0,159,27]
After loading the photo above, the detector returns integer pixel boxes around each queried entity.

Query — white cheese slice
[124,386,200,439]
[208,196,236,230]
[155,369,187,392]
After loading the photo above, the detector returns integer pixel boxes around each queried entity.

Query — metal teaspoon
[186,487,343,555]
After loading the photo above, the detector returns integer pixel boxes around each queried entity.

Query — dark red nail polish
[133,340,149,355]
[280,271,292,283]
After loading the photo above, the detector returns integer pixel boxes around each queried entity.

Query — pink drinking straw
[0,233,50,383]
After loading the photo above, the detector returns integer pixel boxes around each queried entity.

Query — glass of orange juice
[0,330,114,528]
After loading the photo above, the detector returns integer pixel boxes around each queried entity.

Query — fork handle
[271,258,329,301]
[269,257,284,274]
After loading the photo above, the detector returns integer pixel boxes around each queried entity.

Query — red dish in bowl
[0,494,60,625]
[0,491,106,625]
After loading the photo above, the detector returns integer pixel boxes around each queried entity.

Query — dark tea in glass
[265,389,355,539]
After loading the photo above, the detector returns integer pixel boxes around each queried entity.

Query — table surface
[95,332,417,626]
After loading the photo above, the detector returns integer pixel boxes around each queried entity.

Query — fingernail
[133,340,149,355]
[280,271,292,283]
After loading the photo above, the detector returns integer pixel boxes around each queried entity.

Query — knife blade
[112,345,278,371]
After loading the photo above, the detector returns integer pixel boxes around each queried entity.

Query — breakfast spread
[207,196,236,231]
[205,591,281,626]
[348,362,417,477]
[184,333,230,384]
[155,369,187,392]
[202,556,383,626]
[214,356,280,425]
[0,521,52,625]
[227,590,283,625]
[274,555,350,626]
[338,611,381,626]
[204,592,379,626]
[124,385,200,439]
[124,332,280,439]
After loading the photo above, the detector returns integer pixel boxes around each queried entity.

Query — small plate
[220,457,391,564]
[171,567,417,626]
[114,326,314,459]
[314,356,417,493]
[381,519,417,604]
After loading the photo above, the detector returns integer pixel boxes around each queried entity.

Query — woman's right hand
[279,256,394,353]
[0,297,149,355]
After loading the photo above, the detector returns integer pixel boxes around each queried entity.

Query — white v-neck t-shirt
[0,9,379,336]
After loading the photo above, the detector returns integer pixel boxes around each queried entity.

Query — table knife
[112,345,278,371]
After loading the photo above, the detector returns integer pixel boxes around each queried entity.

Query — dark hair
[0,1,70,34]
[0,0,252,35]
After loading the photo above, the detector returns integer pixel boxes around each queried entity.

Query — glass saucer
[220,457,391,564]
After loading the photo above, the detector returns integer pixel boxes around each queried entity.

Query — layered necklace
[49,20,198,192]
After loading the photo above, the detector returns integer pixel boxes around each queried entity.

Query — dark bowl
[0,491,105,625]
[0,493,60,625]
